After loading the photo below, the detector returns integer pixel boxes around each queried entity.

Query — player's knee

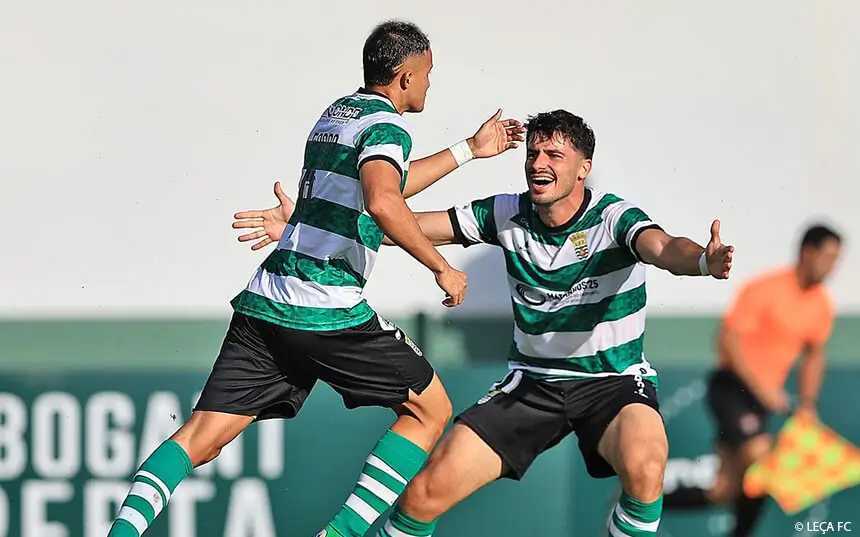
[400,468,452,520]
[621,442,667,501]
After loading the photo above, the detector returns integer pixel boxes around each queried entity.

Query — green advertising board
[1,367,859,537]
[1,317,858,536]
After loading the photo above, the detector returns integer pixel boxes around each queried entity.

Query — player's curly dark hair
[525,110,596,159]
[363,20,430,87]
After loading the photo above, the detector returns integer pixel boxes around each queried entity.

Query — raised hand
[232,181,295,251]
[467,109,526,159]
[705,219,734,279]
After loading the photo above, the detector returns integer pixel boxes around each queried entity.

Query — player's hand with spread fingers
[466,109,526,159]
[705,219,734,279]
[434,265,468,307]
[232,181,295,250]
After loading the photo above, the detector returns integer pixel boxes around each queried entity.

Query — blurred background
[0,1,857,536]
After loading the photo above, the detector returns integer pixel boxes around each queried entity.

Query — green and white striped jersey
[449,188,662,383]
[232,89,412,331]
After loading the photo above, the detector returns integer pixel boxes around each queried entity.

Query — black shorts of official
[706,368,770,448]
[455,370,661,480]
[193,312,435,420]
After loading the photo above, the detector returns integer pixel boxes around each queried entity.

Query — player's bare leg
[320,373,453,537]
[375,422,506,537]
[598,403,668,537]
[107,411,253,536]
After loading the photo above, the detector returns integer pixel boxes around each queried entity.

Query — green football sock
[377,505,438,537]
[322,429,428,537]
[607,492,663,537]
[107,440,194,536]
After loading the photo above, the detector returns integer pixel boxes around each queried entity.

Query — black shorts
[193,312,434,419]
[455,370,661,480]
[706,368,769,448]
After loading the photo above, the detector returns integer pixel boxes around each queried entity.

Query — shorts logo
[477,389,501,405]
[403,333,423,357]
[377,314,397,331]
[315,531,327,537]
[739,413,760,434]
[633,375,649,399]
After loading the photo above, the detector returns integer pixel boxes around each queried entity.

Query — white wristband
[698,251,709,276]
[450,140,474,167]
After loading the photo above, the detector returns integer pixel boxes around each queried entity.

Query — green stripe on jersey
[570,193,622,233]
[504,247,637,292]
[513,284,646,335]
[303,141,359,179]
[231,290,375,331]
[470,196,499,244]
[356,122,412,162]
[262,248,366,287]
[297,197,384,251]
[614,207,651,246]
[510,192,624,247]
[510,335,645,375]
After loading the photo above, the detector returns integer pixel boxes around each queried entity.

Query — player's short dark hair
[800,224,842,250]
[525,110,596,159]
[362,20,431,87]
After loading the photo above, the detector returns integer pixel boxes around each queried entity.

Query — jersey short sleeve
[354,114,413,176]
[447,193,520,247]
[601,198,662,260]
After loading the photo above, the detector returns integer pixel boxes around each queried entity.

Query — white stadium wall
[0,0,856,318]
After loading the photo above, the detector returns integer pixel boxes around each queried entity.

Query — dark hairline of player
[524,109,596,162]
[363,20,431,88]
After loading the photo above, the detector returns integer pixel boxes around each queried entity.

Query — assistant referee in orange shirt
[663,224,843,537]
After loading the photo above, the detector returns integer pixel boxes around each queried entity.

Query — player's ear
[399,69,412,91]
[578,159,593,181]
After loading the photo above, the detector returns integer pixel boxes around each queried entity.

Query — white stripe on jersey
[497,223,616,270]
[451,202,484,244]
[311,170,365,213]
[246,266,363,309]
[512,308,646,359]
[506,266,642,313]
[357,142,408,172]
[278,223,378,281]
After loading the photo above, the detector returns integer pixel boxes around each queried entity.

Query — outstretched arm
[402,109,524,199]
[381,211,457,246]
[634,220,734,279]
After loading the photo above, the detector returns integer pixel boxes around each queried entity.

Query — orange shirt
[720,267,834,392]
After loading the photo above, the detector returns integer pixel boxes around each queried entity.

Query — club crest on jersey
[569,231,589,260]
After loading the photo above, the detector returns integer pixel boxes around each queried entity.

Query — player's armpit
[382,211,457,246]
